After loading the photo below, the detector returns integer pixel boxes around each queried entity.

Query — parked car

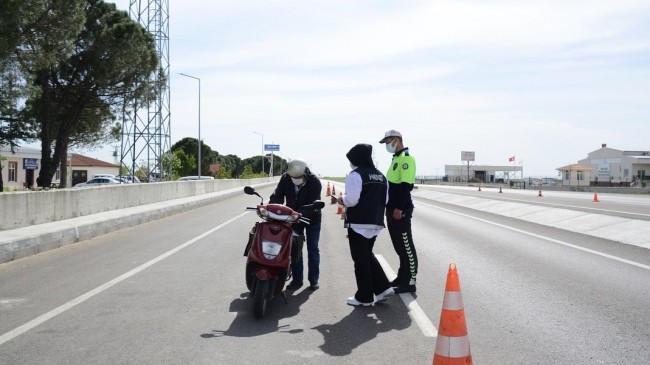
[115,175,141,184]
[92,174,117,179]
[177,176,215,181]
[74,177,122,187]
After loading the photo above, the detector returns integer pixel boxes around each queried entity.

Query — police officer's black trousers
[347,229,391,303]
[386,211,418,287]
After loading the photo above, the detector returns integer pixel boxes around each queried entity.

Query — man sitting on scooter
[269,158,323,291]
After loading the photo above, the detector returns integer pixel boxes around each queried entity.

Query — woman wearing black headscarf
[334,143,394,306]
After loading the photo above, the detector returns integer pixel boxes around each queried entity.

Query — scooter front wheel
[253,279,271,318]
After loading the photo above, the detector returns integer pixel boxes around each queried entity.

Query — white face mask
[385,141,397,154]
[291,177,305,186]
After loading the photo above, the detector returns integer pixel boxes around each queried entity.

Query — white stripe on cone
[442,291,464,310]
[435,334,471,357]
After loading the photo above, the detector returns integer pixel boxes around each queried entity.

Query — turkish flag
[508,156,515,162]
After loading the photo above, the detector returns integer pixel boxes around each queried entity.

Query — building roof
[557,163,592,171]
[70,153,118,168]
[445,164,522,171]
[0,146,41,156]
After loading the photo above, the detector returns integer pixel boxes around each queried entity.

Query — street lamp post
[179,73,201,179]
[252,131,264,175]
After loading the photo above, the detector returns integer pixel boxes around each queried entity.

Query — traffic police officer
[379,130,418,293]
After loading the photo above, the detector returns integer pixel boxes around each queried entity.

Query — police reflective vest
[386,148,416,211]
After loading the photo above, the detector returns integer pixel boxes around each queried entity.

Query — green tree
[172,149,195,178]
[239,164,267,179]
[0,0,85,149]
[161,151,182,180]
[271,155,288,176]
[23,0,160,187]
[217,154,243,178]
[134,159,149,181]
[239,165,255,179]
[215,167,232,179]
[170,137,218,176]
[242,155,286,176]
[243,156,264,174]
[0,67,31,150]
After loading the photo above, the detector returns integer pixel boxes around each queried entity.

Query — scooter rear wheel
[253,279,271,318]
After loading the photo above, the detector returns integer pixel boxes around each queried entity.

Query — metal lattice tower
[120,0,171,182]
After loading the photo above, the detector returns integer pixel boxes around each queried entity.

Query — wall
[0,178,274,231]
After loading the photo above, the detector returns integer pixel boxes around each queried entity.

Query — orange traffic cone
[538,190,543,197]
[331,185,336,196]
[432,263,472,365]
[593,192,599,202]
[326,182,331,197]
[499,186,502,193]
[336,193,344,214]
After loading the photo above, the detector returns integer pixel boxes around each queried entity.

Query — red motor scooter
[243,186,324,318]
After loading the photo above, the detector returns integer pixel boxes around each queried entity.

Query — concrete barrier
[0,178,275,231]
[0,178,278,264]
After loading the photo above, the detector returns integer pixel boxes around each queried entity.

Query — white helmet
[287,158,309,178]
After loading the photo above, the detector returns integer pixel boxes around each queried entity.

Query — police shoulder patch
[402,163,409,170]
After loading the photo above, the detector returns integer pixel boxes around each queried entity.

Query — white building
[68,153,119,187]
[577,144,650,186]
[444,164,523,183]
[0,146,41,189]
[1,146,119,189]
[557,163,592,187]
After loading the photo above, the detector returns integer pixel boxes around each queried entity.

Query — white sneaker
[347,296,373,307]
[374,288,395,303]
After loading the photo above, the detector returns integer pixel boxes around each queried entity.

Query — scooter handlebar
[295,200,325,216]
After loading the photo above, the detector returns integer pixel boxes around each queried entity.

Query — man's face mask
[385,139,397,153]
[291,177,305,186]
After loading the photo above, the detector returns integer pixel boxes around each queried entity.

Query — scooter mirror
[313,200,325,209]
[244,186,255,195]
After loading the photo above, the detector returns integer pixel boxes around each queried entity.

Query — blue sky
[100,0,650,177]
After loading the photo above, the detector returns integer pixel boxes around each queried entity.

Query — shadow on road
[312,302,412,356]
[200,287,315,338]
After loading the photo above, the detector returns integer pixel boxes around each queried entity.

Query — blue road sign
[264,144,280,151]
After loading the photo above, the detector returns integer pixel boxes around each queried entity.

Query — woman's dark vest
[345,167,387,230]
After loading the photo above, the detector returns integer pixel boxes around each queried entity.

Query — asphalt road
[1,185,649,364]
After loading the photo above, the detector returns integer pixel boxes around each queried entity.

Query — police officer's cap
[379,129,402,143]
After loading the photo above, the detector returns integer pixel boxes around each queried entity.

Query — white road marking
[417,201,650,271]
[417,188,650,218]
[0,212,249,347]
[376,254,438,338]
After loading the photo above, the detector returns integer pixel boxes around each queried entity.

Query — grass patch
[322,176,345,182]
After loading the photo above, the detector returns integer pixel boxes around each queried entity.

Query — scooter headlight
[261,240,282,260]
